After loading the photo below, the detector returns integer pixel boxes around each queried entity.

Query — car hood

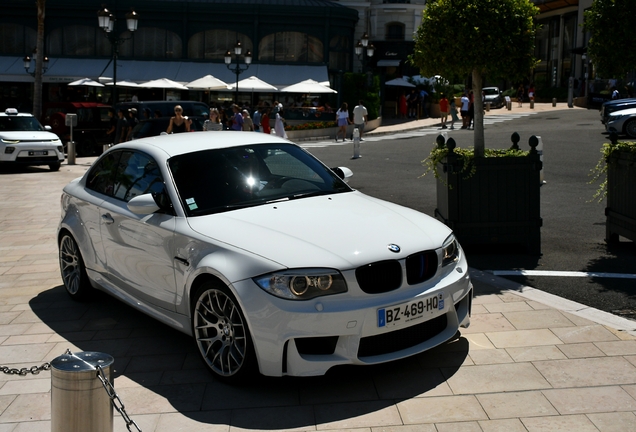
[186,191,451,269]
[0,131,60,141]
[609,107,636,118]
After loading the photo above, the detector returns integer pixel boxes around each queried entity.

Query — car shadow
[30,285,469,429]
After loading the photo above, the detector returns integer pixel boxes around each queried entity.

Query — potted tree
[410,0,541,253]
[584,0,636,244]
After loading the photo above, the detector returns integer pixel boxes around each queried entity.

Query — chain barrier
[2,350,141,432]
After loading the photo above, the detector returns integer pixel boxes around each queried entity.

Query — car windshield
[483,88,499,95]
[169,143,352,216]
[0,116,45,132]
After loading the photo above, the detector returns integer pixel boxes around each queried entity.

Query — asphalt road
[304,108,636,321]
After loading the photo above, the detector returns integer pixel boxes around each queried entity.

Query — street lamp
[224,41,252,103]
[23,49,49,77]
[97,6,139,104]
[355,33,375,87]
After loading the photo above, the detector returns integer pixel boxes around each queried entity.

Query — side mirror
[331,166,353,181]
[44,125,52,131]
[127,193,160,214]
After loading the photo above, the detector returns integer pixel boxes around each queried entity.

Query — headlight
[442,234,460,266]
[254,268,347,300]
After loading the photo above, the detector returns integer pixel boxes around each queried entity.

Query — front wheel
[59,233,92,300]
[49,161,61,172]
[624,119,636,138]
[192,282,256,383]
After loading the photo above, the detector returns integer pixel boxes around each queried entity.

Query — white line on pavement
[489,270,636,279]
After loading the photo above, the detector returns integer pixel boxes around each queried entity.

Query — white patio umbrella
[228,76,278,92]
[186,75,230,90]
[384,77,416,88]
[67,78,104,87]
[105,80,139,87]
[139,78,189,90]
[281,79,337,94]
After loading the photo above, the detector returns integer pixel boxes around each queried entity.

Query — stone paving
[2,106,636,431]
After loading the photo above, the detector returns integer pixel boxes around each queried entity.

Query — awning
[377,59,401,67]
[0,56,329,89]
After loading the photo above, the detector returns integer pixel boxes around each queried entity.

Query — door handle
[101,214,114,224]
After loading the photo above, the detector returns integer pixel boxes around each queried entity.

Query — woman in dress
[203,108,223,131]
[335,102,350,142]
[242,110,254,131]
[261,108,271,134]
[274,105,287,139]
[166,105,192,133]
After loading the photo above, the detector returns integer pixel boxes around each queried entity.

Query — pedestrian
[399,92,407,118]
[611,87,619,100]
[460,92,470,129]
[261,108,271,134]
[126,108,138,141]
[517,84,524,107]
[274,106,287,139]
[105,108,116,143]
[229,104,244,131]
[203,108,223,131]
[439,93,449,129]
[352,100,368,140]
[528,83,535,102]
[420,88,429,118]
[335,102,351,142]
[407,89,419,118]
[449,97,459,130]
[166,105,191,133]
[252,107,262,132]
[242,110,254,131]
[114,108,128,144]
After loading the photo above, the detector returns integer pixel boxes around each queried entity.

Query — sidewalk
[2,114,636,431]
[366,102,586,138]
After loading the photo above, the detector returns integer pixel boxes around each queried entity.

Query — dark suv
[600,98,636,124]
[42,102,112,156]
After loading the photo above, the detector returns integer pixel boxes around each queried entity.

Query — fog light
[4,147,15,154]
[57,146,64,153]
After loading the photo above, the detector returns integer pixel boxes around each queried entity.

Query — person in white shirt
[352,100,368,141]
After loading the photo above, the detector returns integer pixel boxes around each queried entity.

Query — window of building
[329,35,350,71]
[48,25,111,57]
[0,23,36,55]
[188,30,253,60]
[119,28,182,59]
[386,23,405,41]
[259,32,323,63]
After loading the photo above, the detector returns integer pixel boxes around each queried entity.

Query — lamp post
[224,41,252,104]
[355,33,375,87]
[23,49,49,77]
[97,6,139,104]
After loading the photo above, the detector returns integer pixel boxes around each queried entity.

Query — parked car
[599,98,636,124]
[0,108,65,171]
[482,87,504,109]
[42,102,112,156]
[57,132,473,382]
[129,116,204,140]
[606,107,636,138]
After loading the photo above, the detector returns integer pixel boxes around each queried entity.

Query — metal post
[51,351,114,432]
[352,128,361,159]
[552,98,557,107]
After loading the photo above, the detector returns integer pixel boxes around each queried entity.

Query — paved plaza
[1,104,636,431]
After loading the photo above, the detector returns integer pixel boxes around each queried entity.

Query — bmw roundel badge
[387,244,401,253]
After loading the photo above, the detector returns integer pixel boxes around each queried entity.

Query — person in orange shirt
[439,93,449,129]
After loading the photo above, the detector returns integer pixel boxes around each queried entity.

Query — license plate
[29,151,48,156]
[378,293,445,328]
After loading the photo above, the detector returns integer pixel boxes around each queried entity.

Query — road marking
[489,270,636,279]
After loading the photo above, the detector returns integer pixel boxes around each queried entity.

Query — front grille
[355,260,402,294]
[405,251,438,285]
[357,314,448,358]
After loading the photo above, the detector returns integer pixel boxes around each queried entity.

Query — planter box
[606,151,636,243]
[435,143,542,254]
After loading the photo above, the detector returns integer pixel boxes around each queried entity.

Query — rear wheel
[192,282,256,383]
[625,119,636,138]
[59,233,92,300]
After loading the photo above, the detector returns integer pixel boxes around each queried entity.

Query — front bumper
[234,265,472,377]
[0,145,65,165]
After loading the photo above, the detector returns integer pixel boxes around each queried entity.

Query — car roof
[113,131,294,160]
[602,98,636,107]
[0,110,33,117]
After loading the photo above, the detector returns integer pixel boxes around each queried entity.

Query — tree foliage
[584,0,636,79]
[411,0,538,83]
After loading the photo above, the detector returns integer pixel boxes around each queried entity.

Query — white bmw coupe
[58,131,472,382]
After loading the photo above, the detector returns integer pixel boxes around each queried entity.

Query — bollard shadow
[30,285,469,430]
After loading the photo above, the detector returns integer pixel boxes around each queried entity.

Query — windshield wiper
[290,190,331,200]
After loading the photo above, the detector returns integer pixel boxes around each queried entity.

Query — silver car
[606,107,636,138]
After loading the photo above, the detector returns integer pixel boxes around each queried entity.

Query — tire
[625,119,636,138]
[58,233,92,300]
[49,161,61,171]
[192,282,256,383]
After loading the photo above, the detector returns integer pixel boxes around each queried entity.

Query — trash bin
[51,351,114,432]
